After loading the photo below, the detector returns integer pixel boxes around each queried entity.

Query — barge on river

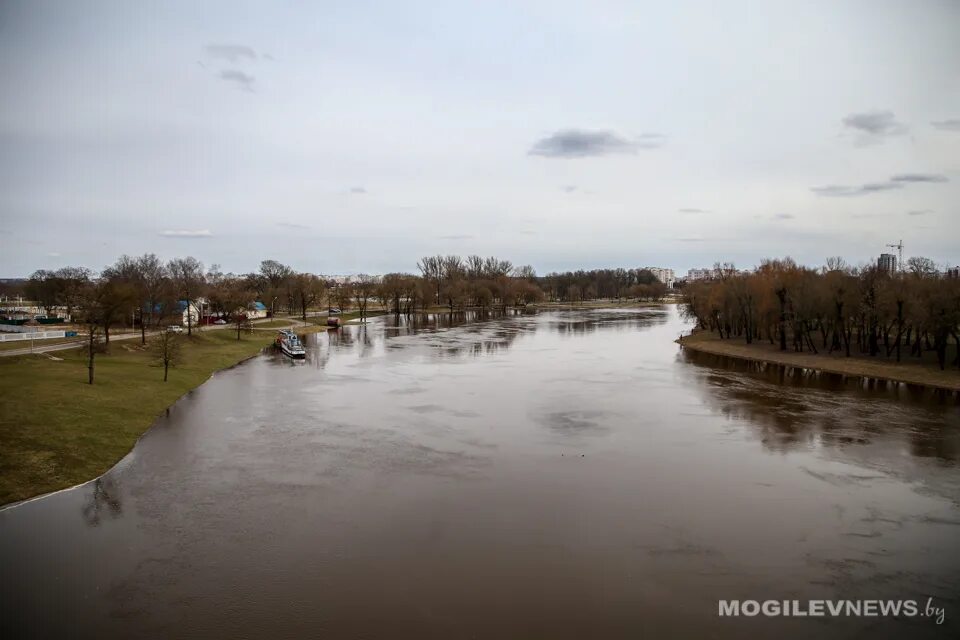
[276,329,306,358]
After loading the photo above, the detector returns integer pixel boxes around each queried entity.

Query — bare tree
[150,330,182,382]
[417,256,443,306]
[209,276,256,340]
[55,267,93,321]
[76,281,107,384]
[906,256,937,278]
[138,254,169,338]
[351,275,378,322]
[257,260,293,314]
[167,257,205,336]
[25,270,60,316]
[291,273,325,322]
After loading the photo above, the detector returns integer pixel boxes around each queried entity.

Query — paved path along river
[1,306,958,638]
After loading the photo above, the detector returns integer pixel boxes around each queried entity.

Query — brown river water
[1,306,958,639]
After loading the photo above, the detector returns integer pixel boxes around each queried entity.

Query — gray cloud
[277,222,310,230]
[890,173,948,183]
[678,207,708,214]
[529,129,664,158]
[205,44,257,62]
[350,186,367,194]
[562,185,577,193]
[931,119,960,131]
[811,182,903,197]
[160,229,213,238]
[907,209,932,216]
[218,69,255,91]
[437,234,474,240]
[772,213,795,220]
[811,173,948,197]
[842,110,907,138]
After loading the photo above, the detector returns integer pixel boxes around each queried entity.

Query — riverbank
[531,299,672,311]
[679,329,960,392]
[0,327,307,506]
[0,314,403,506]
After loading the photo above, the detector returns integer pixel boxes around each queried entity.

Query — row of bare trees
[540,268,668,302]
[20,256,679,338]
[681,257,960,370]
[16,254,679,383]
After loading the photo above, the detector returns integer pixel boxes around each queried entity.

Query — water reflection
[81,477,123,526]
[284,308,671,366]
[681,350,960,465]
[1,306,957,639]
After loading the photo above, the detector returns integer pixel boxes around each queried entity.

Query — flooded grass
[0,330,274,505]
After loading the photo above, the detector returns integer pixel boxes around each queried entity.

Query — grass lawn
[251,318,304,329]
[680,330,960,392]
[0,330,274,506]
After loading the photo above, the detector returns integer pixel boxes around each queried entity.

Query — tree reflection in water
[81,477,123,527]
[680,350,960,464]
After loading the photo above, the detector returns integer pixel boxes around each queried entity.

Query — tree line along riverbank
[678,330,960,393]
[679,258,960,391]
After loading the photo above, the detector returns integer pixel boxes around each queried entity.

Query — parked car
[167,325,184,333]
[328,307,342,315]
[213,319,227,325]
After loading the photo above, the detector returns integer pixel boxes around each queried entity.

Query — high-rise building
[686,268,713,281]
[644,267,675,286]
[878,253,897,272]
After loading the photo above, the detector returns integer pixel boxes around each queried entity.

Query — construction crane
[886,239,904,272]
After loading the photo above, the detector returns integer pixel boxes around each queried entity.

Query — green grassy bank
[0,330,277,506]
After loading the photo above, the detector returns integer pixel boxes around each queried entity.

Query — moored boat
[276,329,306,358]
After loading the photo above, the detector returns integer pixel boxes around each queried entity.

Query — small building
[247,301,268,319]
[181,299,205,326]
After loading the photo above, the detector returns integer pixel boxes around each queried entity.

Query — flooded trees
[378,273,419,314]
[540,268,661,302]
[681,257,960,369]
[350,275,379,322]
[413,255,546,311]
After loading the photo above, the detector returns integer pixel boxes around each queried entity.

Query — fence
[0,330,69,342]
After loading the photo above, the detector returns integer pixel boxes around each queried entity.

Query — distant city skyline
[1,0,958,277]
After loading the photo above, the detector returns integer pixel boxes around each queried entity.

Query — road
[0,316,317,358]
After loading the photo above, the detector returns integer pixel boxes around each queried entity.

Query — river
[1,306,958,638]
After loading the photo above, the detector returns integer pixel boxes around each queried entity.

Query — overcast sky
[1,0,958,277]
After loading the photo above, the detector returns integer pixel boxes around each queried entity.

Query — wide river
[1,306,958,639]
